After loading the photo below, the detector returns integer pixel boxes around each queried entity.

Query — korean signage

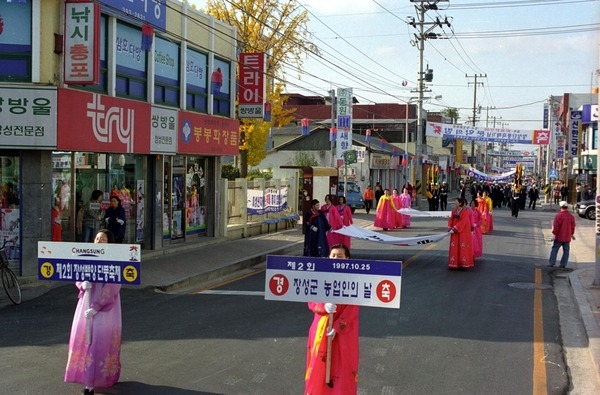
[370,153,390,170]
[426,122,549,145]
[247,187,288,215]
[64,1,100,85]
[556,135,565,159]
[38,241,141,285]
[265,255,401,309]
[0,86,57,148]
[336,88,353,160]
[150,106,177,154]
[569,110,582,157]
[178,111,240,156]
[98,0,166,30]
[238,52,266,118]
[582,104,598,123]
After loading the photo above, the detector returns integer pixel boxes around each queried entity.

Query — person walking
[374,189,398,231]
[447,197,474,269]
[469,200,483,258]
[305,244,359,394]
[82,190,104,242]
[104,195,126,243]
[334,196,353,249]
[399,187,412,228]
[304,199,330,257]
[391,188,404,229]
[548,201,576,269]
[363,185,374,214]
[374,183,384,207]
[321,194,343,249]
[439,181,449,211]
[65,229,122,395]
[528,185,540,210]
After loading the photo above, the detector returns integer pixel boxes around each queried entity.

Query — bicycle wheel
[2,267,22,305]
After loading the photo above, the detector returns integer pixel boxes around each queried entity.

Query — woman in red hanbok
[306,244,359,395]
[335,196,353,249]
[391,188,403,229]
[447,197,474,269]
[374,189,398,231]
[482,190,494,231]
[321,194,343,248]
[469,200,483,258]
[476,193,490,234]
[399,187,412,228]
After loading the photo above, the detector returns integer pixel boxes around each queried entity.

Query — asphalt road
[0,205,580,394]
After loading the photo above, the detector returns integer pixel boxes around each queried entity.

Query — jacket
[552,209,575,242]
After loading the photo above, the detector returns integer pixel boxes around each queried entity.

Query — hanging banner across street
[426,122,550,145]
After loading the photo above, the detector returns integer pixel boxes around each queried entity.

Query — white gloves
[324,303,337,314]
[310,225,318,232]
[105,217,110,224]
[81,281,92,291]
[84,308,97,319]
[116,219,125,225]
[327,328,336,339]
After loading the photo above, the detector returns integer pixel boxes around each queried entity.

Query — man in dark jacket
[528,185,540,210]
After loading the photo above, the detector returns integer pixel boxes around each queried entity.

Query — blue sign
[549,168,558,179]
[99,0,166,30]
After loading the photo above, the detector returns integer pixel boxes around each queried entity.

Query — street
[0,205,588,394]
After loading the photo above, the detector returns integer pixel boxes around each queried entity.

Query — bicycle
[1,239,21,305]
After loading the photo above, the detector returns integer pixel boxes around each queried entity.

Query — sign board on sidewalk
[37,242,141,285]
[264,255,401,309]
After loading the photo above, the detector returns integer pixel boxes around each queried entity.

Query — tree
[205,0,315,177]
[294,151,318,167]
[442,107,460,124]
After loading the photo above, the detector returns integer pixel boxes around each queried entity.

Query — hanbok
[447,207,474,269]
[476,196,490,234]
[484,196,494,231]
[374,195,398,230]
[469,208,483,258]
[305,302,359,395]
[335,203,353,249]
[304,209,330,257]
[321,203,343,248]
[391,193,404,228]
[400,192,412,227]
[65,282,122,388]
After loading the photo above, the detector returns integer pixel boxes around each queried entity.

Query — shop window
[186,47,208,113]
[154,36,180,107]
[185,157,207,236]
[0,154,21,271]
[115,21,147,101]
[211,58,231,117]
[0,2,32,82]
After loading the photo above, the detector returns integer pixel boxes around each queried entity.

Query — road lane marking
[403,243,436,267]
[533,265,548,395]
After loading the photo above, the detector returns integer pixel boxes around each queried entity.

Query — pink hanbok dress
[321,203,344,247]
[305,302,359,394]
[374,196,398,230]
[400,192,412,227]
[391,194,404,228]
[470,208,483,258]
[336,204,353,249]
[65,282,122,388]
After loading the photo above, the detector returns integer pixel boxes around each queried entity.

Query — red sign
[238,52,265,118]
[64,1,100,85]
[532,129,550,145]
[57,88,151,153]
[177,111,239,155]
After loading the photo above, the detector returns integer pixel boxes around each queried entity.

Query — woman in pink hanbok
[321,194,343,247]
[482,190,494,231]
[469,200,483,258]
[399,187,412,228]
[391,188,403,229]
[65,229,122,395]
[374,189,398,231]
[335,196,353,249]
[306,244,359,394]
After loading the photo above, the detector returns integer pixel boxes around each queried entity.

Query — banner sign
[265,255,401,309]
[64,1,100,85]
[336,88,353,160]
[178,111,240,156]
[582,104,598,123]
[569,111,582,157]
[465,167,516,182]
[333,224,451,245]
[487,150,536,157]
[247,187,288,215]
[426,122,550,145]
[150,106,177,153]
[238,52,266,118]
[98,0,167,30]
[38,241,141,285]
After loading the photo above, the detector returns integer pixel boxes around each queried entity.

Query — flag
[365,129,371,142]
[301,118,310,136]
[380,138,387,149]
[141,23,154,52]
[329,127,336,142]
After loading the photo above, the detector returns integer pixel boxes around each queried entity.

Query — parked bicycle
[1,239,21,305]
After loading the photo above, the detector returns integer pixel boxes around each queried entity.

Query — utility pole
[329,89,336,168]
[408,0,450,204]
[466,73,486,168]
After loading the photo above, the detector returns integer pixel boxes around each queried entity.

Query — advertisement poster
[135,180,145,242]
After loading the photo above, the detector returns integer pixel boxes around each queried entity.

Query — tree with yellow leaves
[205,0,316,177]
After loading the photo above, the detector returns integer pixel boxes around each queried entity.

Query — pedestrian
[553,184,561,205]
[104,195,126,243]
[469,200,483,258]
[65,229,122,395]
[335,195,353,249]
[374,183,384,207]
[399,186,412,228]
[363,185,374,214]
[476,193,490,234]
[439,181,449,211]
[510,185,520,218]
[560,183,569,202]
[482,190,494,231]
[321,194,343,249]
[447,197,474,269]
[305,244,359,394]
[51,199,63,241]
[391,188,404,229]
[548,201,576,269]
[303,199,330,257]
[82,190,104,242]
[528,185,539,210]
[374,189,398,231]
[459,181,467,200]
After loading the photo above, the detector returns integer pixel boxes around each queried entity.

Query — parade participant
[321,194,343,248]
[363,185,374,214]
[399,187,412,228]
[304,199,330,257]
[391,188,404,229]
[476,193,490,234]
[482,190,494,231]
[65,229,122,395]
[426,183,435,211]
[528,185,539,210]
[439,181,449,211]
[548,201,576,269]
[305,244,359,394]
[374,189,398,231]
[104,195,126,243]
[431,183,440,211]
[510,185,521,218]
[374,183,384,207]
[335,196,353,249]
[469,200,483,258]
[447,197,474,269]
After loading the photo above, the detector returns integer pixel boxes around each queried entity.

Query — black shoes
[82,389,94,395]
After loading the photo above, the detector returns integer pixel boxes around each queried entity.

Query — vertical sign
[556,135,565,159]
[64,1,100,85]
[336,88,353,160]
[238,52,266,118]
[569,110,582,157]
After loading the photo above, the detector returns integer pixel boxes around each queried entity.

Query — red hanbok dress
[447,207,474,269]
[400,192,412,227]
[469,208,483,258]
[391,193,404,228]
[305,302,359,395]
[321,203,344,247]
[374,195,398,230]
[476,196,490,234]
[335,203,353,249]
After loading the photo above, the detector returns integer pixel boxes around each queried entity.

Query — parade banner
[38,241,141,285]
[465,167,516,182]
[332,224,450,246]
[247,187,288,215]
[397,208,452,218]
[265,255,401,308]
[426,122,550,145]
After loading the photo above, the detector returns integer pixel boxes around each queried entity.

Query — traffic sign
[549,168,558,179]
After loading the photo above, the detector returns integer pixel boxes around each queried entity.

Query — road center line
[533,265,548,395]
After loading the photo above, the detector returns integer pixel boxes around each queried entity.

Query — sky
[189,0,599,144]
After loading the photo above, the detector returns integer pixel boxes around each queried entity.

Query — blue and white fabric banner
[465,167,516,182]
[332,224,450,246]
[397,208,452,218]
[247,187,288,215]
